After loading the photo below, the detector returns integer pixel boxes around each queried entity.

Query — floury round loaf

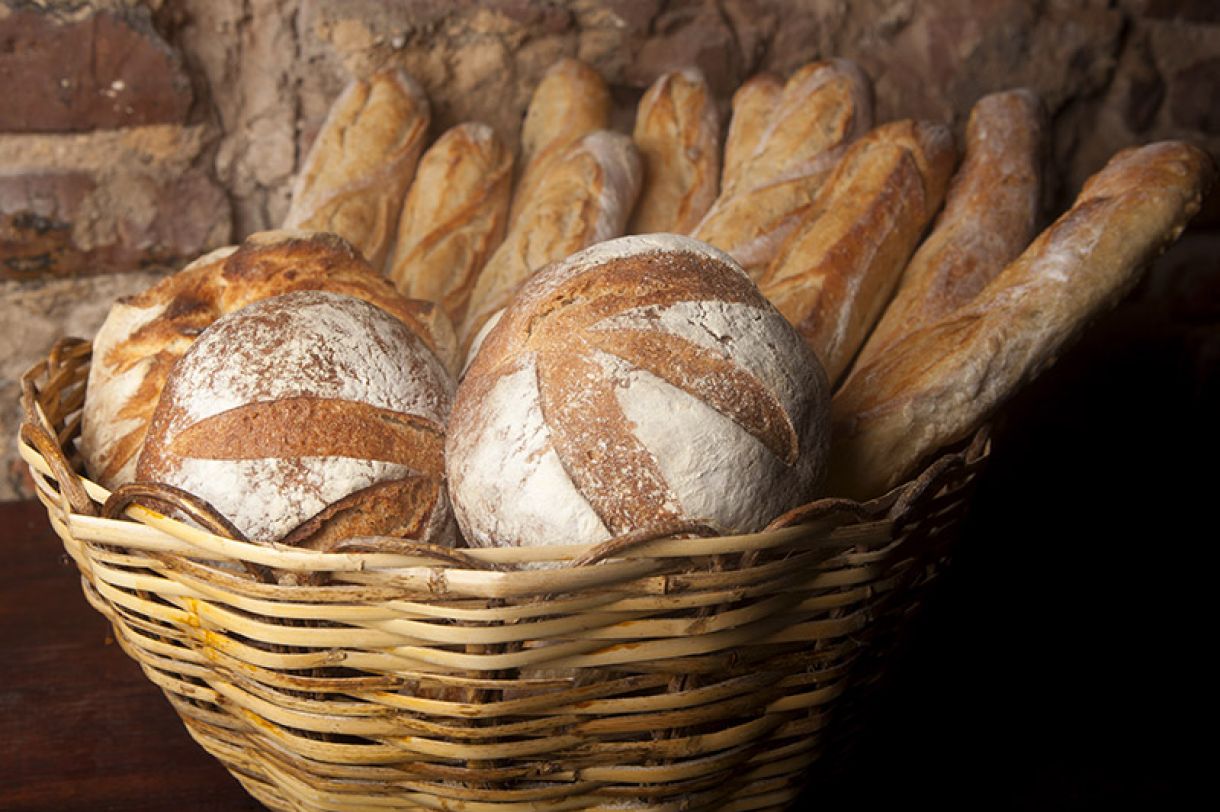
[81,230,459,491]
[135,290,455,549]
[446,234,831,550]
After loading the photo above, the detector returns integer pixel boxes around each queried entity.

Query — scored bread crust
[693,59,874,278]
[758,119,957,384]
[81,230,457,490]
[741,59,875,183]
[136,290,454,548]
[459,130,642,349]
[509,58,611,228]
[629,67,721,235]
[387,122,514,325]
[851,89,1047,372]
[284,69,430,269]
[447,234,830,550]
[829,140,1216,500]
[721,72,783,196]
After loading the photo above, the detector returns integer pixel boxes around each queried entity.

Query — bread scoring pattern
[447,234,829,549]
[136,290,453,546]
[81,231,454,490]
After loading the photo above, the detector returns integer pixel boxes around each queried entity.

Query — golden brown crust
[693,59,874,278]
[721,72,782,196]
[509,58,611,227]
[743,59,875,183]
[279,477,446,551]
[536,349,685,534]
[759,120,957,383]
[284,69,430,269]
[852,89,1046,371]
[82,230,454,488]
[170,398,444,472]
[629,68,721,235]
[459,130,642,349]
[387,122,513,324]
[828,141,1216,500]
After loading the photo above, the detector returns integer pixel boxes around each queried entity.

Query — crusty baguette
[759,120,956,383]
[851,89,1046,372]
[692,59,873,278]
[721,72,782,196]
[459,130,642,349]
[284,69,430,269]
[629,67,721,234]
[387,122,513,324]
[509,57,611,227]
[829,141,1215,500]
[744,59,875,182]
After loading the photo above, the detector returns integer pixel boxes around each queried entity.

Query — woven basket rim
[19,336,991,584]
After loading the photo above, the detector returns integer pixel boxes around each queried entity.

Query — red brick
[0,5,192,132]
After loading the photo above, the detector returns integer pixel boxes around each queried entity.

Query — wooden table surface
[2,236,1210,809]
[0,499,261,811]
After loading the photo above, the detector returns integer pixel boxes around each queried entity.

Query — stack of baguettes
[305,58,1212,497]
[82,56,1215,535]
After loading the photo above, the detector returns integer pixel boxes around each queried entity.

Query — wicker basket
[19,336,989,812]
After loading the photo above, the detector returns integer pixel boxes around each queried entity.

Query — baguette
[759,120,956,383]
[692,59,873,278]
[459,130,642,349]
[851,89,1046,372]
[387,122,513,324]
[629,67,721,235]
[721,72,782,196]
[284,69,430,269]
[509,58,611,227]
[744,59,875,182]
[829,141,1215,500]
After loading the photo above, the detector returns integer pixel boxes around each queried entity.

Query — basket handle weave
[19,338,97,517]
[101,481,251,542]
[889,426,991,531]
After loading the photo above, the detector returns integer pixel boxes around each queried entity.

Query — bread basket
[19,335,989,811]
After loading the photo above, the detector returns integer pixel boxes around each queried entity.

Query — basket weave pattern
[19,337,988,811]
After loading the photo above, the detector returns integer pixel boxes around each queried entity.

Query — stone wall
[2,0,1217,499]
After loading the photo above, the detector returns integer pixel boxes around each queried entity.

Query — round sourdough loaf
[446,233,830,550]
[135,290,455,548]
[81,230,458,490]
